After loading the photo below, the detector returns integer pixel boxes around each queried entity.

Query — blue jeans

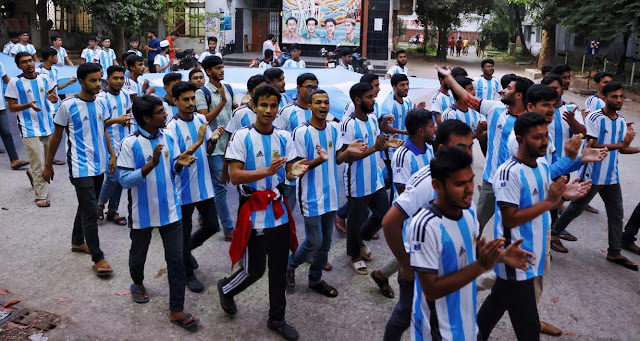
[98,168,122,211]
[384,276,414,341]
[0,109,19,161]
[283,184,298,214]
[289,212,336,282]
[208,155,234,233]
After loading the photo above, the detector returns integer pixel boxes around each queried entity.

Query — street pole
[581,54,586,74]
[587,54,595,89]
[631,63,636,87]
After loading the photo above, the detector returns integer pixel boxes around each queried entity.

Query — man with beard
[386,49,409,78]
[430,70,455,125]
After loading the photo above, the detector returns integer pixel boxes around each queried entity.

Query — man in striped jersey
[6,52,58,207]
[154,40,176,74]
[96,65,134,226]
[98,37,118,69]
[220,85,307,340]
[286,90,366,297]
[478,113,590,340]
[123,55,154,99]
[385,49,409,79]
[282,44,306,68]
[339,82,403,275]
[3,32,19,55]
[36,47,76,115]
[585,71,613,113]
[167,82,225,293]
[10,31,39,62]
[474,59,503,101]
[224,75,268,138]
[381,120,474,340]
[264,68,292,109]
[126,36,143,58]
[550,82,640,270]
[551,64,571,93]
[162,73,182,120]
[408,146,533,341]
[118,95,201,331]
[436,65,533,233]
[43,63,117,278]
[429,71,454,125]
[442,76,487,155]
[50,35,73,66]
[81,36,102,64]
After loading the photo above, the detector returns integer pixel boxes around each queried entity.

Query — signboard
[588,39,600,56]
[205,13,220,37]
[282,0,361,46]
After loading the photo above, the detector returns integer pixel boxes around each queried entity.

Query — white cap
[160,40,170,48]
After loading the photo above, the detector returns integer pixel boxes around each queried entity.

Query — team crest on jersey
[328,141,333,149]
[273,150,280,158]
[164,150,169,159]
[98,114,102,121]
[39,87,45,93]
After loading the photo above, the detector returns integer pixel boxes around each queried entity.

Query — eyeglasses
[304,85,318,91]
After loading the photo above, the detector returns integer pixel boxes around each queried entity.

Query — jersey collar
[406,138,428,155]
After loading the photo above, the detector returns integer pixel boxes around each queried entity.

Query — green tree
[512,0,558,69]
[415,0,492,59]
[483,0,529,55]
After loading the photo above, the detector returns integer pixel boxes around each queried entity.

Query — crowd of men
[1,31,640,341]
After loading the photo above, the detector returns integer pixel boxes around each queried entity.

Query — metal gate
[251,0,281,50]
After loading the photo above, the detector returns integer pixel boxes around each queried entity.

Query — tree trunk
[616,30,630,76]
[35,0,48,51]
[514,5,529,56]
[508,4,518,55]
[437,27,448,60]
[537,23,556,69]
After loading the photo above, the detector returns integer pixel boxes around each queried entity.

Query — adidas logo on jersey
[26,89,33,94]
[185,136,192,141]
[146,155,153,162]
[532,188,539,195]
[83,116,89,121]
[497,124,503,129]
[604,129,608,134]
[458,246,466,257]
[256,151,264,157]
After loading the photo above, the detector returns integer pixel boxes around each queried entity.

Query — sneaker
[190,254,199,269]
[186,275,205,293]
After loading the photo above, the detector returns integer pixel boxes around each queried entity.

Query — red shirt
[165,36,176,59]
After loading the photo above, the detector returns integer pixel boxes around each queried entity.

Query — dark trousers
[0,109,19,161]
[622,202,640,246]
[346,188,389,259]
[129,220,186,312]
[383,277,414,341]
[182,198,220,277]
[70,174,105,263]
[221,224,290,322]
[383,159,394,203]
[479,137,488,157]
[477,278,540,341]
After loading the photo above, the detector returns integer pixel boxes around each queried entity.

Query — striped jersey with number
[97,89,133,156]
[580,110,627,185]
[4,74,56,137]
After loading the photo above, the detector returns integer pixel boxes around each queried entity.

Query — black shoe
[190,254,199,270]
[267,319,299,340]
[217,279,237,315]
[187,275,205,293]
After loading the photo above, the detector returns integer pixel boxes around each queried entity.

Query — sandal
[217,279,237,315]
[371,233,380,240]
[323,262,333,271]
[559,230,577,242]
[11,160,29,170]
[35,199,50,208]
[540,321,562,336]
[309,280,338,298]
[370,271,395,298]
[106,211,127,226]
[92,259,113,278]
[130,283,149,303]
[585,205,599,214]
[352,260,368,275]
[170,313,199,331]
[335,216,347,234]
[52,159,66,165]
[286,268,295,290]
[361,245,373,261]
[550,239,568,253]
[606,256,639,271]
[97,203,105,221]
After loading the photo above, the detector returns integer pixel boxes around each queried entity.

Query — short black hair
[325,18,337,26]
[263,67,284,82]
[541,65,553,75]
[289,43,300,51]
[297,72,318,86]
[430,146,473,183]
[121,52,135,65]
[434,120,472,151]
[41,47,58,61]
[391,73,409,87]
[602,81,623,96]
[513,76,534,103]
[9,32,18,39]
[172,81,197,99]
[525,84,557,106]
[481,58,495,68]
[349,82,373,102]
[77,62,102,81]
[452,76,474,101]
[540,73,562,86]
[267,33,275,40]
[189,68,204,79]
[102,37,111,41]
[405,108,433,136]
[340,47,353,57]
[202,55,223,70]
[106,65,126,77]
[18,30,29,36]
[514,112,547,138]
[306,17,318,25]
[437,71,446,80]
[170,31,180,37]
[360,73,379,85]
[308,89,328,103]
[247,74,267,92]
[451,67,468,78]
[50,35,61,43]
[14,52,32,67]
[500,73,517,89]
[163,72,182,86]
[551,64,571,75]
[396,49,407,56]
[286,16,297,24]
[252,84,282,106]
[128,36,139,43]
[207,36,218,43]
[147,30,156,35]
[132,95,163,126]
[125,55,144,71]
[264,48,274,59]
[594,71,614,83]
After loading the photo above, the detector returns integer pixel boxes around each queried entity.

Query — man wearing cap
[81,36,102,64]
[341,19,359,45]
[154,40,176,74]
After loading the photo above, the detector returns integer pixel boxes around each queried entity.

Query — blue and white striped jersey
[52,46,68,66]
[226,125,296,228]
[379,92,413,160]
[386,64,409,76]
[341,101,379,122]
[10,43,36,56]
[126,49,143,58]
[5,74,56,137]
[280,92,293,110]
[474,76,502,101]
[442,104,486,132]
[118,129,182,229]
[585,95,605,113]
[493,157,551,281]
[258,61,273,69]
[3,42,15,55]
[123,77,142,97]
[35,65,60,114]
[393,165,435,219]
[282,59,306,68]
[408,203,480,341]
[97,89,133,157]
[154,54,171,73]
[340,113,385,197]
[580,110,627,185]
[166,113,215,205]
[54,96,111,178]
[392,139,434,187]
[99,48,117,69]
[480,100,516,183]
[275,102,311,132]
[549,103,582,158]
[225,105,256,135]
[507,130,556,165]
[429,90,454,115]
[198,51,222,63]
[81,48,102,63]
[162,98,179,123]
[0,63,6,111]
[293,121,343,217]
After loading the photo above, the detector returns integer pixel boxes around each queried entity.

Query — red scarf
[229,190,298,266]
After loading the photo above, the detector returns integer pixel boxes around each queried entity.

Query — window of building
[51,5,92,33]
[166,0,206,37]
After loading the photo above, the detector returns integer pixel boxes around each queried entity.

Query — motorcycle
[352,52,373,74]
[175,49,198,70]
[320,47,337,68]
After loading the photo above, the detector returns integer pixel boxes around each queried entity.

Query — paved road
[1,54,640,340]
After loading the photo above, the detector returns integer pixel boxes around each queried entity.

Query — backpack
[200,83,234,108]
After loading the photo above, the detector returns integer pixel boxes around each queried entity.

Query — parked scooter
[352,51,373,74]
[175,49,198,70]
[320,47,337,68]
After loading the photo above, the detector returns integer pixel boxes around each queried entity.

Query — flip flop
[323,262,333,271]
[170,313,199,331]
[106,211,127,226]
[130,284,149,303]
[606,256,639,271]
[559,230,577,242]
[361,246,373,261]
[370,271,395,298]
[11,160,29,170]
[585,205,599,214]
[309,280,338,298]
[550,239,568,253]
[52,159,66,165]
[352,260,368,275]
